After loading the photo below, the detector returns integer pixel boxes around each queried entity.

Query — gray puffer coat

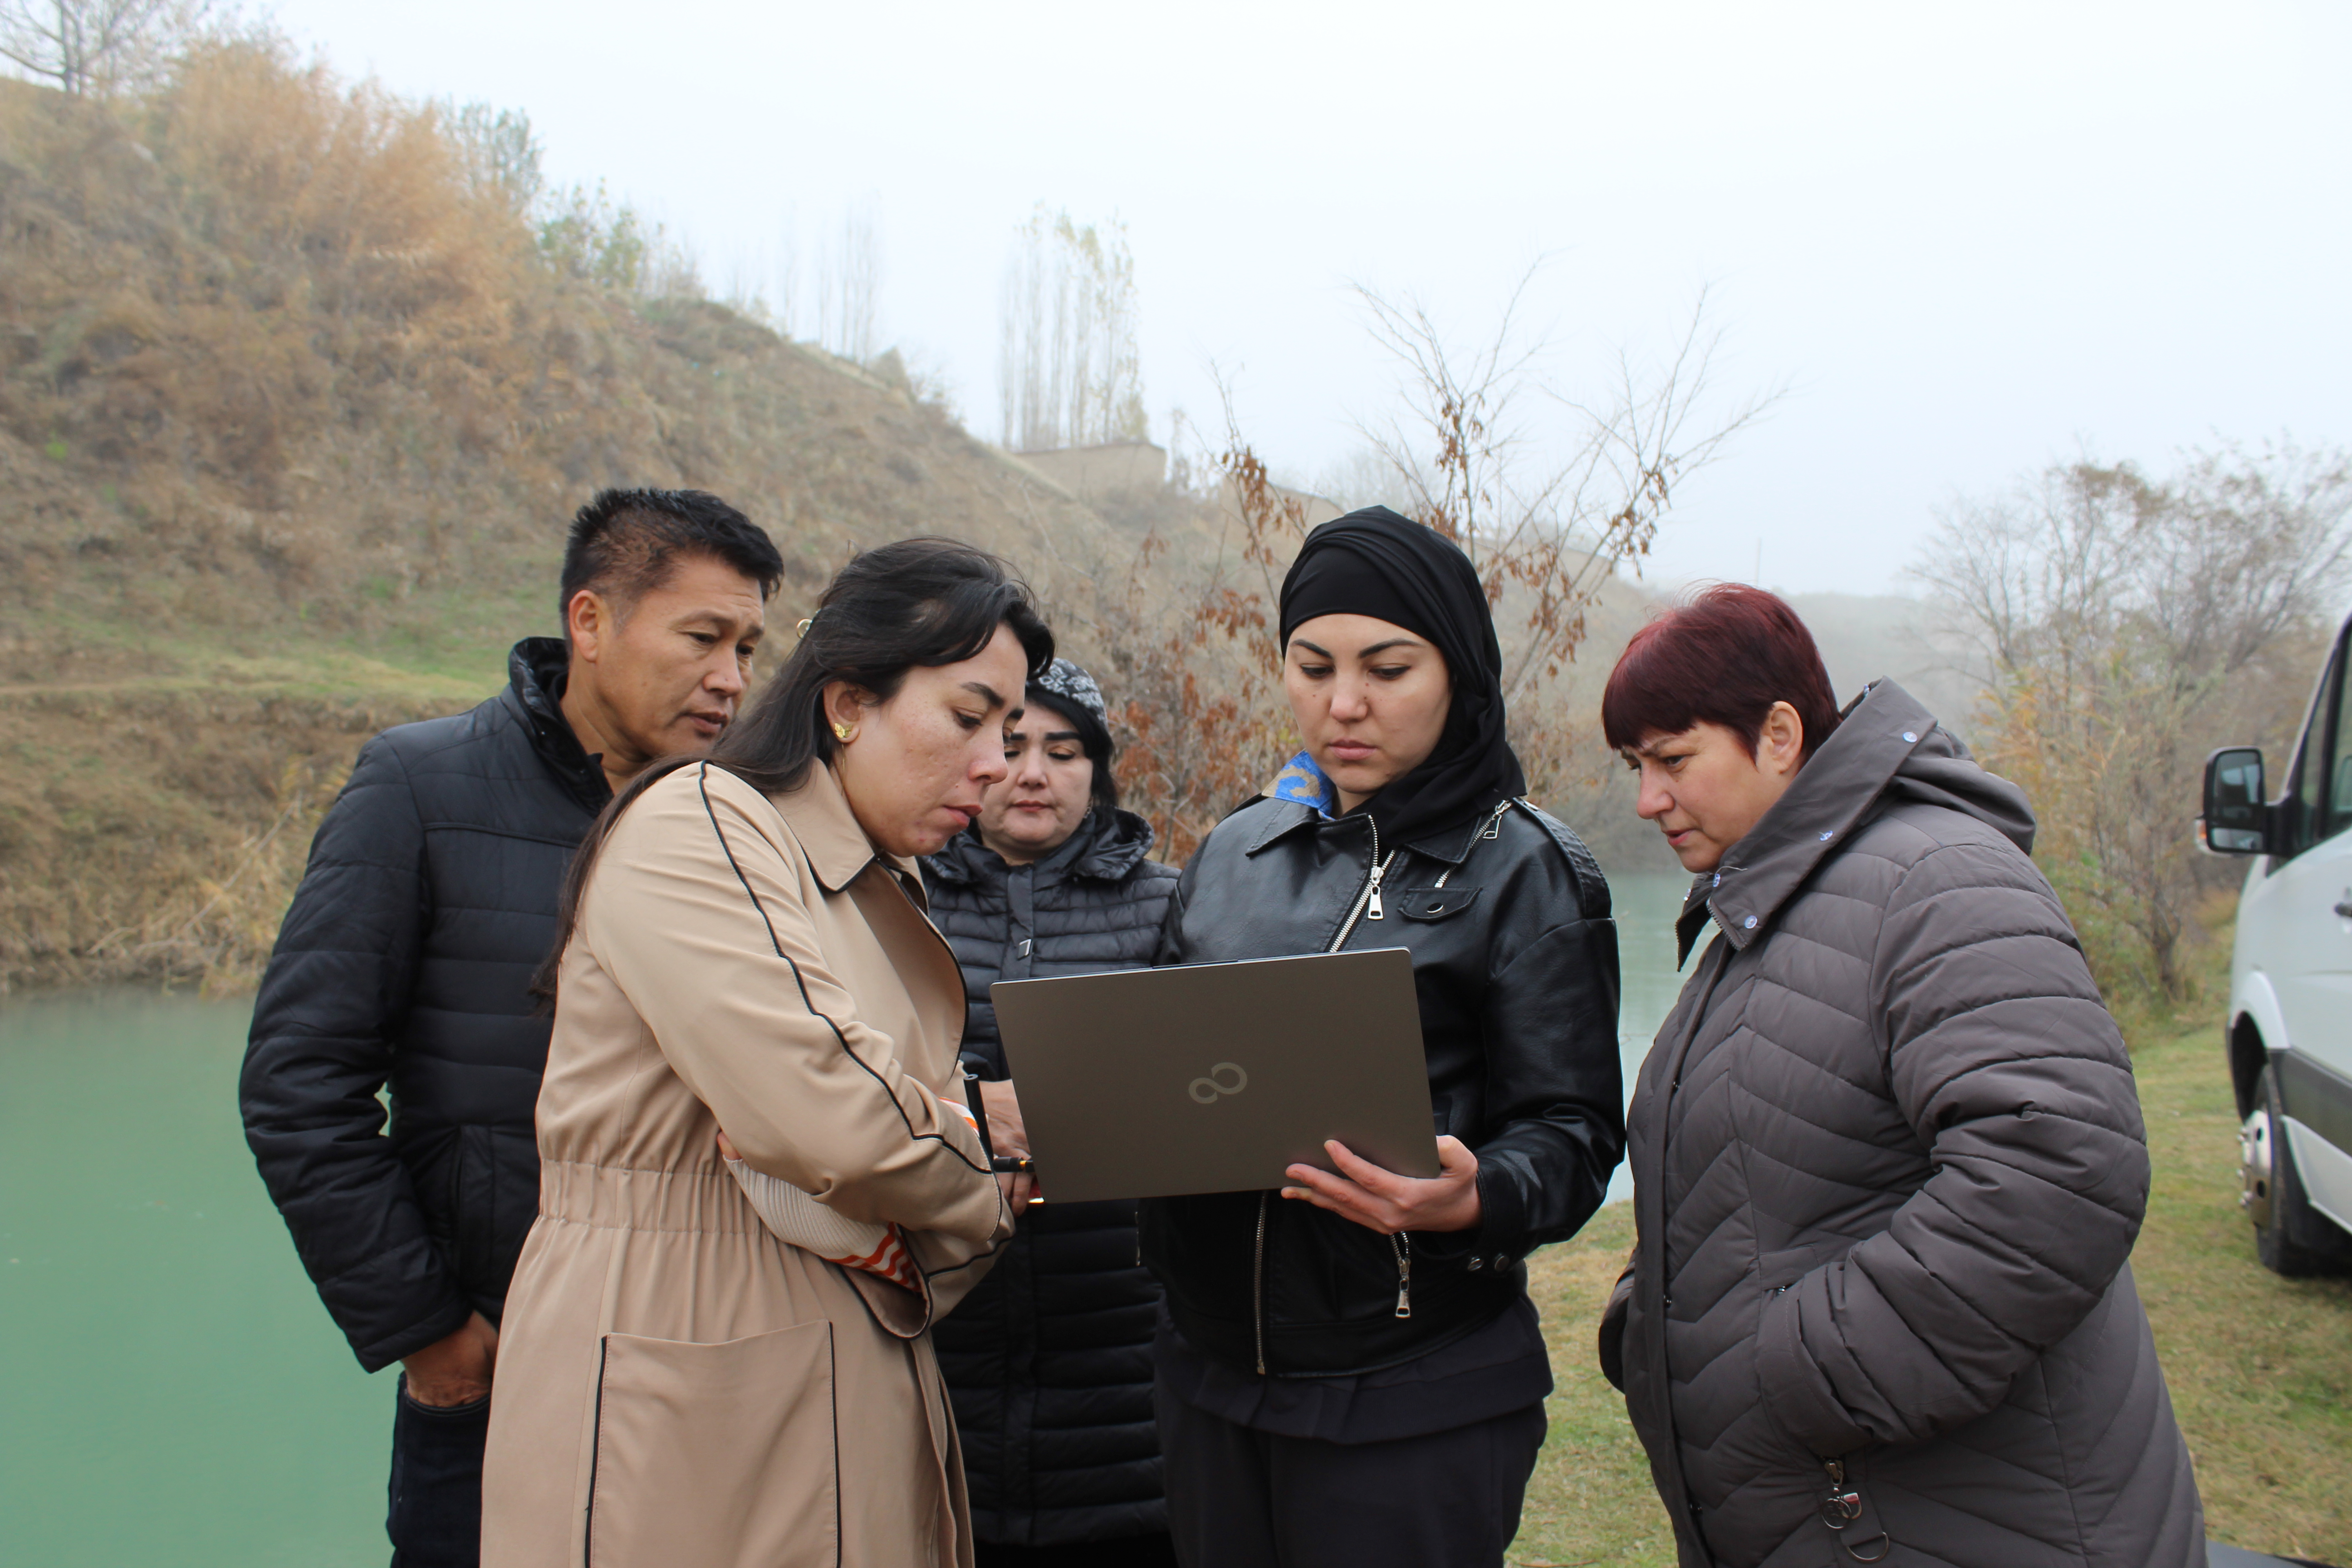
[1604,681,2204,1568]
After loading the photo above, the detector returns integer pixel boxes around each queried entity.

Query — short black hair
[559,488,785,632]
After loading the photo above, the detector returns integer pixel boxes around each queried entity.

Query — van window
[2329,654,2352,840]
[2282,654,2341,858]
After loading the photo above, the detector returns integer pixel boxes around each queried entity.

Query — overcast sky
[267,0,2352,595]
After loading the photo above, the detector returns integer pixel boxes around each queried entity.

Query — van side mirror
[2202,747,2269,855]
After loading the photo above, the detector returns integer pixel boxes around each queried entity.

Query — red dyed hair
[1601,583,1843,759]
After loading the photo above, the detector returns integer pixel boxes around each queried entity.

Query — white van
[2201,640,2352,1276]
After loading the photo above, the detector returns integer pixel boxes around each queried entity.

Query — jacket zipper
[1252,1191,1270,1374]
[1255,804,1507,1372]
[1329,817,1394,953]
[1251,816,1401,1375]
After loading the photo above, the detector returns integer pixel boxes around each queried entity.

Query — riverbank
[1512,965,2352,1566]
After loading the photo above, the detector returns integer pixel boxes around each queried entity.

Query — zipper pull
[1367,858,1387,920]
[1392,1233,1412,1318]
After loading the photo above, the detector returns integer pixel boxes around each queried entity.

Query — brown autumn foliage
[1080,441,1694,867]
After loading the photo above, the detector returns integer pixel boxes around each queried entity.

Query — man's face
[568,554,767,769]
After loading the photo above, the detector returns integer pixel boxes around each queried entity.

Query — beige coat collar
[769,760,921,894]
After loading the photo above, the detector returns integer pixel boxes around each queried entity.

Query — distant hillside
[0,46,1128,990]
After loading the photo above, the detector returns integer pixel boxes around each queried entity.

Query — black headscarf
[1277,506,1526,845]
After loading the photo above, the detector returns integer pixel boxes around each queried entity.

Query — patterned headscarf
[1025,657,1118,812]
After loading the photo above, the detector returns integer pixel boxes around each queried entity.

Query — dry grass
[1509,921,2352,1566]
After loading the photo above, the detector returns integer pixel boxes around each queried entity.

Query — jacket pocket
[586,1321,838,1568]
[1755,1279,1868,1458]
[1394,887,1481,921]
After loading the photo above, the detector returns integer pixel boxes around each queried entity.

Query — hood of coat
[922,805,1157,890]
[1676,679,2036,963]
[500,636,611,813]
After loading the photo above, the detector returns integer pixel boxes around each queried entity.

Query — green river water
[0,872,1694,1565]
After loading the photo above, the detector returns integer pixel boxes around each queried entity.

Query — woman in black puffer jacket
[923,658,1181,1568]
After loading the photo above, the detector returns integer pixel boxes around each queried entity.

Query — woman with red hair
[1598,584,2202,1568]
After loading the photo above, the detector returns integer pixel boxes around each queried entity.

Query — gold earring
[832,720,856,743]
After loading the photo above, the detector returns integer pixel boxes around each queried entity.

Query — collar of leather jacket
[1236,792,1507,866]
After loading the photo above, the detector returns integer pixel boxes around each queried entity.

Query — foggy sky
[266,0,2352,596]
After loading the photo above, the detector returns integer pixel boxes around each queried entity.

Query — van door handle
[2332,901,2352,919]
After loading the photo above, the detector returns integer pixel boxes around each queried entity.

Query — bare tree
[1073,297,1772,858]
[999,206,1147,451]
[445,101,542,216]
[1915,442,2352,998]
[813,206,882,363]
[0,0,211,95]
[1352,273,1775,696]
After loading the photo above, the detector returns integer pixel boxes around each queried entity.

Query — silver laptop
[990,947,1439,1203]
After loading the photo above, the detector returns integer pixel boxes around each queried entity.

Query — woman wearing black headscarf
[1140,507,1626,1567]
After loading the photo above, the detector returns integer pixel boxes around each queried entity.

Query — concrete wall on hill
[1014,440,1346,537]
[1016,442,1169,499]
[1238,482,1346,530]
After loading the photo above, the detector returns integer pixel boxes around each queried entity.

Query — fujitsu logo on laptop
[1188,1063,1249,1103]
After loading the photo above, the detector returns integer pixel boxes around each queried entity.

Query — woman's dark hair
[1601,583,1842,760]
[534,538,1054,1000]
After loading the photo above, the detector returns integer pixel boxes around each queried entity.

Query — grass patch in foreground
[2132,1011,2352,1564]
[1512,1009,2352,1565]
[1514,1204,1672,1568]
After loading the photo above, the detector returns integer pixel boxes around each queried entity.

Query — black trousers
[387,1376,490,1568]
[1155,1387,1545,1568]
[976,1535,1182,1567]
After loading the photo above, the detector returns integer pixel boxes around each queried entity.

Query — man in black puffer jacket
[923,658,1183,1567]
[240,490,780,1568]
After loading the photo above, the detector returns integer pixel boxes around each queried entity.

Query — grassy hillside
[0,45,1127,990]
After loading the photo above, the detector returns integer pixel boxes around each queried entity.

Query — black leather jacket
[1140,793,1625,1377]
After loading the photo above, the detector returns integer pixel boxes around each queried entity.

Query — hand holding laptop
[974,1078,1039,1208]
[1280,1135,1482,1234]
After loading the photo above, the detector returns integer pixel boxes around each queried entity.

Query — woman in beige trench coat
[480,539,1057,1568]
